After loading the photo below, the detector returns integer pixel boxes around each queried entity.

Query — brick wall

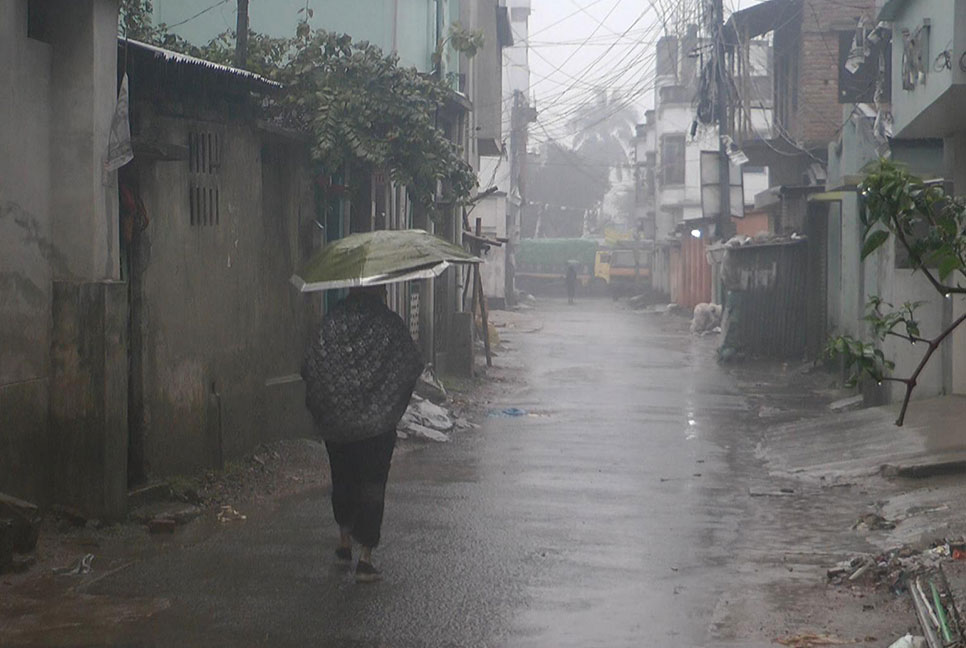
[784,0,878,145]
[795,32,842,143]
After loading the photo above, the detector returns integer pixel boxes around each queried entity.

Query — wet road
[89,300,757,646]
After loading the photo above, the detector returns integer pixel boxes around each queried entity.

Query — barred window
[188,131,221,226]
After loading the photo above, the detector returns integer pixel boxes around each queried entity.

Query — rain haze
[4,0,966,647]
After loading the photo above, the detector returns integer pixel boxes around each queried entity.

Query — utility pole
[506,91,523,307]
[714,0,731,240]
[234,0,249,69]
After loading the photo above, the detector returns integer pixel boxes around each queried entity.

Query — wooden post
[234,0,249,68]
[474,218,492,367]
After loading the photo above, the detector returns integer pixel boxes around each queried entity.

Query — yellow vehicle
[595,246,651,297]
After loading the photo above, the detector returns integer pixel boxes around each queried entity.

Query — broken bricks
[0,491,40,553]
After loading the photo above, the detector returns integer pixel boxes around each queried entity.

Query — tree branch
[892,222,966,295]
[895,311,966,426]
[884,330,931,345]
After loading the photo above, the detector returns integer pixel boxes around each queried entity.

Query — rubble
[415,367,447,404]
[690,303,722,334]
[52,553,94,576]
[851,513,896,531]
[0,492,40,553]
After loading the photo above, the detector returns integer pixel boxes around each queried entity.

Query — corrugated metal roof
[123,39,283,90]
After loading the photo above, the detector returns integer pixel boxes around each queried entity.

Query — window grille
[188,131,221,226]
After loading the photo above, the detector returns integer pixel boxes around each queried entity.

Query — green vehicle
[515,238,599,294]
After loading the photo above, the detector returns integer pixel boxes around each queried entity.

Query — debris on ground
[0,493,40,554]
[887,634,926,648]
[415,367,447,403]
[398,395,461,442]
[52,553,94,576]
[826,539,966,595]
[775,632,872,647]
[851,513,896,531]
[829,395,864,412]
[147,518,176,534]
[488,407,528,417]
[50,504,88,529]
[690,302,722,334]
[748,487,795,497]
[216,506,246,523]
[908,570,963,648]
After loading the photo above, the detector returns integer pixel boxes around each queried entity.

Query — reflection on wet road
[89,299,753,647]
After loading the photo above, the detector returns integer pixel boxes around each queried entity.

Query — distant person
[565,263,578,304]
[301,285,423,583]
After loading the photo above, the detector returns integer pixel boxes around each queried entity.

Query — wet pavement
[2,299,919,646]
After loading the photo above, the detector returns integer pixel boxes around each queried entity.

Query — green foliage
[825,298,922,386]
[447,23,485,58]
[118,8,477,212]
[859,159,966,283]
[824,334,894,387]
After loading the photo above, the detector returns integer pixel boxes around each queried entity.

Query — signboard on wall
[700,151,745,219]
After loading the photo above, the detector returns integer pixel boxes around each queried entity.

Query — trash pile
[827,537,966,648]
[826,541,963,593]
[690,302,722,335]
[397,369,476,442]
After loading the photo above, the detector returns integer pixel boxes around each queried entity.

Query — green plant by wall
[825,159,966,425]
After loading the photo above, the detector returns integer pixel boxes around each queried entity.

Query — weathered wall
[0,0,121,511]
[0,2,55,503]
[49,0,121,282]
[131,106,316,478]
[476,193,507,302]
[49,281,128,518]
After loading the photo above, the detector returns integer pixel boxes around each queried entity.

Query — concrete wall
[1,0,122,511]
[827,110,952,402]
[0,2,55,503]
[49,281,128,518]
[471,0,504,151]
[476,192,507,301]
[129,103,316,478]
[889,0,966,137]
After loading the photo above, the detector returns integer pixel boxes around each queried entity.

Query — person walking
[302,285,423,583]
[565,262,578,305]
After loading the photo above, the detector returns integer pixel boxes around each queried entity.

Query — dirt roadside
[0,344,523,637]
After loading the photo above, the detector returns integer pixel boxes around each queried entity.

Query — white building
[477,0,531,306]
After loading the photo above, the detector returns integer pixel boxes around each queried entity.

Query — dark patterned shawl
[302,293,424,443]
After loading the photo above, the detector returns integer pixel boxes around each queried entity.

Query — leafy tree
[529,143,610,210]
[117,3,477,213]
[566,90,637,181]
[825,159,966,425]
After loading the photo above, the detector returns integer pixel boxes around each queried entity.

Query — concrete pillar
[49,0,121,282]
[49,281,128,519]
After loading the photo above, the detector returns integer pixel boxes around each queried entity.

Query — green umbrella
[291,229,481,292]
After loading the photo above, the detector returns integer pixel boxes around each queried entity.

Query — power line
[165,0,232,29]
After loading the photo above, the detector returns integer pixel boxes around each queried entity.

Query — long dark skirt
[324,429,397,548]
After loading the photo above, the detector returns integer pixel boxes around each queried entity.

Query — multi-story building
[478,0,532,307]
[636,28,771,305]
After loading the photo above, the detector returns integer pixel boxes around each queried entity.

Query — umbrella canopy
[291,229,481,292]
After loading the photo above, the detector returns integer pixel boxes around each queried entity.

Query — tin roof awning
[122,39,283,91]
[724,0,801,45]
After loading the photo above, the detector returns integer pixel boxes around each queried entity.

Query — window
[660,134,686,185]
[188,131,221,226]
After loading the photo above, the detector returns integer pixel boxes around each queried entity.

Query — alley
[40,299,754,647]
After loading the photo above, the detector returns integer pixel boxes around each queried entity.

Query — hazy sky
[524,0,678,143]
